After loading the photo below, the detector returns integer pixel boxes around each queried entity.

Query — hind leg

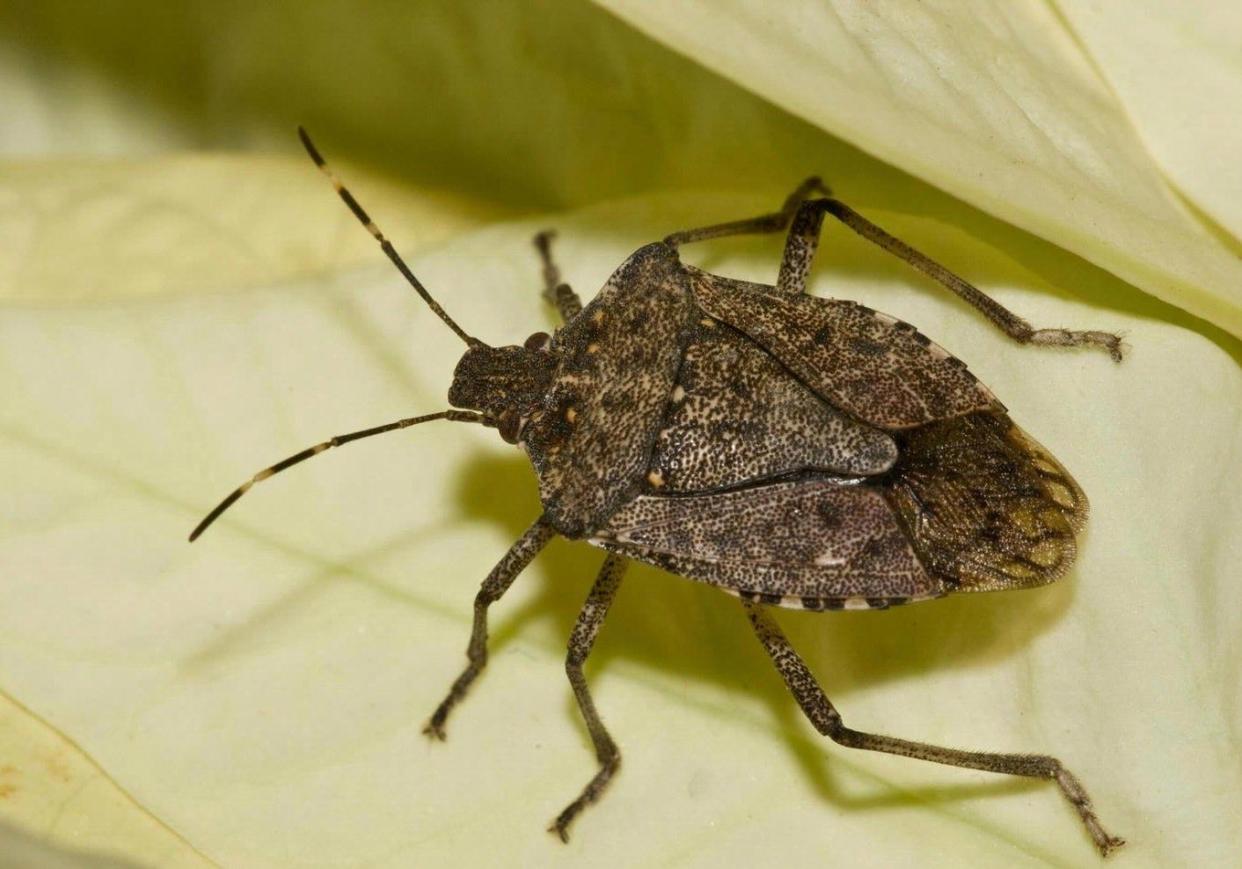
[741,600,1125,857]
[776,198,1123,360]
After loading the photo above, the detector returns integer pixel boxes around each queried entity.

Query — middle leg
[549,553,628,842]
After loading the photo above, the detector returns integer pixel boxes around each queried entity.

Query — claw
[1098,834,1126,858]
[547,819,571,844]
[1105,334,1126,364]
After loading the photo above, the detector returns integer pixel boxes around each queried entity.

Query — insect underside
[191,131,1127,857]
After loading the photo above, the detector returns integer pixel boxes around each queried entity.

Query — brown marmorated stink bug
[191,128,1127,856]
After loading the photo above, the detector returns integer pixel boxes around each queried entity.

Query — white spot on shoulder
[814,553,847,567]
[671,384,686,403]
[646,470,666,488]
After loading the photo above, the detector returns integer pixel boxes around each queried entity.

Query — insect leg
[663,176,829,248]
[424,517,556,739]
[533,230,583,322]
[741,600,1125,857]
[784,198,1123,360]
[549,553,628,842]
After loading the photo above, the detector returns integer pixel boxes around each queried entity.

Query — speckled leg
[741,601,1125,857]
[549,554,628,842]
[534,231,583,322]
[776,198,1123,361]
[662,176,829,248]
[424,517,556,739]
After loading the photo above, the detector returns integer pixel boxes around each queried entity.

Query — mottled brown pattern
[449,344,556,423]
[688,269,1002,429]
[883,411,1086,591]
[650,319,897,490]
[594,479,942,601]
[523,243,694,536]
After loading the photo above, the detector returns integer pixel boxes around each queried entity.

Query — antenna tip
[297,126,325,166]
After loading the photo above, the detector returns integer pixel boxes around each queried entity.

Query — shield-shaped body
[516,241,1086,610]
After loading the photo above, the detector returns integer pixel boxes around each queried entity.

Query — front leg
[534,231,583,323]
[549,553,628,842]
[741,600,1125,857]
[424,517,555,739]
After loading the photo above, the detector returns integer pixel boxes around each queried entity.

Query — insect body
[191,130,1126,857]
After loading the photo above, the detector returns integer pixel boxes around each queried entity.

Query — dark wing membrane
[688,270,1002,429]
[525,243,693,536]
[593,479,947,608]
[650,319,897,491]
[884,411,1087,592]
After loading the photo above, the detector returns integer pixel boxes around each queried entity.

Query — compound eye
[523,331,550,350]
[497,410,522,444]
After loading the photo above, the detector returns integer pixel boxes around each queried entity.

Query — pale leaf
[1053,1,1242,244]
[594,0,1242,336]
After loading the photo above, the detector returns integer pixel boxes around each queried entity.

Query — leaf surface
[595,0,1242,335]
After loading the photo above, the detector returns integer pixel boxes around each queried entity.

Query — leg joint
[812,708,845,739]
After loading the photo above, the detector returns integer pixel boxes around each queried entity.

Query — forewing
[524,243,693,536]
[688,270,1002,429]
[650,320,897,491]
[884,411,1087,591]
[593,479,945,609]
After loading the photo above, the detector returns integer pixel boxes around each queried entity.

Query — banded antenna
[191,129,491,542]
[189,410,482,541]
[297,126,480,348]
